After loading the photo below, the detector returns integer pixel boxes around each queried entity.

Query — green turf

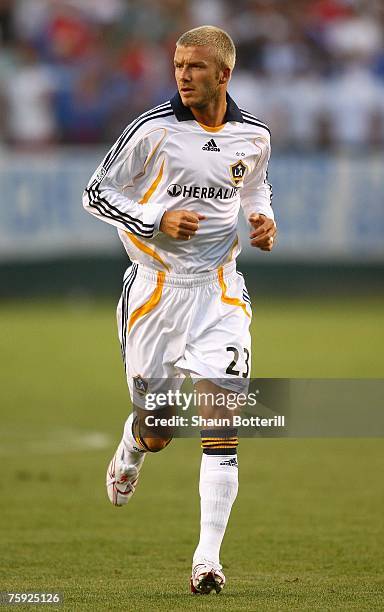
[1,297,383,611]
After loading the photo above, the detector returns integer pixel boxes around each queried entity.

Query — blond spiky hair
[176,25,236,71]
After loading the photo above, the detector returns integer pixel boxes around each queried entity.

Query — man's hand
[249,213,277,251]
[160,210,205,240]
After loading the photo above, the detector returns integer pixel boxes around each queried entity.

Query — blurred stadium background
[1,2,383,608]
[0,0,383,296]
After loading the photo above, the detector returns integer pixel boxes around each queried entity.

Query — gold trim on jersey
[121,128,166,191]
[218,266,250,319]
[142,129,167,172]
[125,232,170,271]
[139,159,165,204]
[128,270,165,332]
[198,122,226,133]
[228,236,239,262]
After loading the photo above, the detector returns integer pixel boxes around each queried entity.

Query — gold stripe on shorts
[217,266,250,318]
[128,270,165,332]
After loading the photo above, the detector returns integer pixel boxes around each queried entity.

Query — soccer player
[83,25,276,594]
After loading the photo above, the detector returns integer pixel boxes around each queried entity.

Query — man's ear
[219,67,231,85]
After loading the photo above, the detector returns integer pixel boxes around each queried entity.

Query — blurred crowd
[0,0,384,150]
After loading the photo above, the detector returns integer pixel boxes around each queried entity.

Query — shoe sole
[190,571,223,595]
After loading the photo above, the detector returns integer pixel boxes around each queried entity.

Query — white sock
[193,453,239,568]
[121,412,146,469]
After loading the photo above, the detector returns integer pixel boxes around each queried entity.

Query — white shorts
[116,260,252,407]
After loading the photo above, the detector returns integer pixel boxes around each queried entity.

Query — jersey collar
[170,92,244,123]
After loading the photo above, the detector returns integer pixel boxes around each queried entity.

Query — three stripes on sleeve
[83,102,173,238]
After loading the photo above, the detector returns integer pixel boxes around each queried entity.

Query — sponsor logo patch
[167,183,239,200]
[167,184,183,197]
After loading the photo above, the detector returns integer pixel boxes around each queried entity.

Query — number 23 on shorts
[226,346,250,378]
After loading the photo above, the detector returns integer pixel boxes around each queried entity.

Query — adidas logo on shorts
[202,138,220,152]
[219,457,238,467]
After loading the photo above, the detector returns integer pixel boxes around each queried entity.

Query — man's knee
[133,409,173,453]
[140,435,173,453]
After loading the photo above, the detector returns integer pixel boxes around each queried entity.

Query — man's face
[174,45,225,109]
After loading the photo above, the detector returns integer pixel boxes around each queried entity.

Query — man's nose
[180,66,191,81]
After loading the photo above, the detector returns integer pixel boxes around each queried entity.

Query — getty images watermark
[142,389,285,430]
[132,378,384,438]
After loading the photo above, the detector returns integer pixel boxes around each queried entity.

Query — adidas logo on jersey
[202,138,220,152]
[219,457,238,467]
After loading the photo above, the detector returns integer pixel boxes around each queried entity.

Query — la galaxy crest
[229,159,248,186]
[133,375,148,396]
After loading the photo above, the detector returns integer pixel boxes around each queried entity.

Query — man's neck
[190,93,227,127]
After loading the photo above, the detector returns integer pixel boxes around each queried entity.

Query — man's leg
[106,406,173,507]
[191,380,239,594]
[111,265,181,506]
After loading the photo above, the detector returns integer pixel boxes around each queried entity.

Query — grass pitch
[1,296,383,611]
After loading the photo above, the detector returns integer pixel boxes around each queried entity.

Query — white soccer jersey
[83,93,273,274]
